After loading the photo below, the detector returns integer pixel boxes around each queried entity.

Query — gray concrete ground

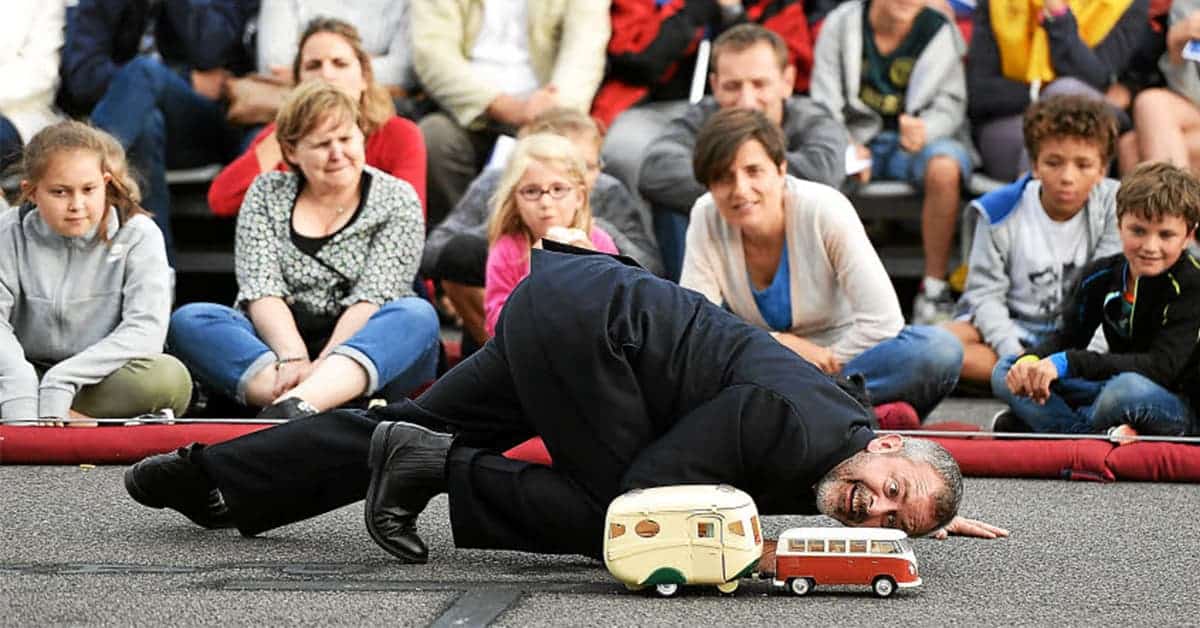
[2,398,1197,626]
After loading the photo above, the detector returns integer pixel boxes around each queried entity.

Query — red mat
[3,422,1198,483]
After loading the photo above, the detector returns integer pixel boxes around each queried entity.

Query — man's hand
[523,85,560,123]
[853,144,872,183]
[272,359,312,399]
[773,332,842,374]
[898,114,927,153]
[932,516,1010,540]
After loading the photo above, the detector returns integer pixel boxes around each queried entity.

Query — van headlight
[909,563,917,575]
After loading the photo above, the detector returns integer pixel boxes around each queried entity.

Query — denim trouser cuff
[236,351,278,405]
[332,345,380,395]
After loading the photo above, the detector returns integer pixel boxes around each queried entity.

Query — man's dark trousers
[195,250,875,558]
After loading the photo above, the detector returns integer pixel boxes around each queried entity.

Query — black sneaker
[990,409,1031,433]
[256,398,319,420]
[124,445,234,529]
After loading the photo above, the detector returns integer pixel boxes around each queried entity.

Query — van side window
[828,539,846,552]
[635,520,660,538]
[609,522,626,539]
[849,540,868,553]
[787,539,806,552]
[697,522,716,538]
[806,539,825,552]
[871,540,900,554]
[727,520,745,536]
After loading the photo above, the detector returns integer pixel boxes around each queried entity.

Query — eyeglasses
[517,183,574,202]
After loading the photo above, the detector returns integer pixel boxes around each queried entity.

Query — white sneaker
[912,289,956,325]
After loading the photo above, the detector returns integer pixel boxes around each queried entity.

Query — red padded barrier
[924,437,1116,481]
[1104,442,1200,482]
[0,424,273,465]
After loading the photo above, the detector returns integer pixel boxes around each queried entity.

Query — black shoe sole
[124,462,166,509]
[364,422,429,564]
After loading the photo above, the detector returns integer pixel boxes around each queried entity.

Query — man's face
[710,42,795,127]
[814,435,945,536]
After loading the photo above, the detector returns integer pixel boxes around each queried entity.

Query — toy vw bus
[774,527,921,598]
[603,485,762,597]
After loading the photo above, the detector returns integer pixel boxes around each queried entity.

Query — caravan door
[689,515,724,582]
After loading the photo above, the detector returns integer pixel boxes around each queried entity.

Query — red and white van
[774,527,921,598]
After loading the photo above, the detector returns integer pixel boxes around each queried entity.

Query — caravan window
[609,523,626,539]
[727,520,745,536]
[635,520,660,538]
[697,522,716,538]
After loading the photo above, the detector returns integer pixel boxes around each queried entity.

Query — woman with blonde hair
[172,82,437,419]
[483,133,619,336]
[208,17,426,217]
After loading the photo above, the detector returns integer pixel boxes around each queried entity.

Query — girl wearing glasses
[483,133,618,337]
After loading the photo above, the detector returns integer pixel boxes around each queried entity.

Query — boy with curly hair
[945,95,1121,390]
[993,161,1200,438]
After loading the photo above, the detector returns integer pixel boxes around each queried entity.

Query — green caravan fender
[731,557,760,581]
[641,567,686,586]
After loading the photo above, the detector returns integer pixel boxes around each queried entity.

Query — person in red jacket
[207,18,426,217]
[595,0,814,194]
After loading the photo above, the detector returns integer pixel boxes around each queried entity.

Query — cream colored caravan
[603,485,763,597]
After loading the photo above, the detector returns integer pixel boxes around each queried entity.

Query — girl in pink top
[484,133,618,336]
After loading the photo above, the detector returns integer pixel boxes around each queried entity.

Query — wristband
[275,356,305,369]
[1015,354,1040,365]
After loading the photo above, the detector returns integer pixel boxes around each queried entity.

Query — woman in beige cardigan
[679,109,962,422]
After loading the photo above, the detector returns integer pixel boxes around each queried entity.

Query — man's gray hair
[901,437,963,533]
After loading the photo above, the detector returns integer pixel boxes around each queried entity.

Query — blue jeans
[168,299,441,404]
[991,354,1197,435]
[868,131,973,187]
[0,114,22,171]
[653,209,689,283]
[90,56,246,257]
[842,325,963,418]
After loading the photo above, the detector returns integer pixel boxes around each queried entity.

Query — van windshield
[898,538,912,554]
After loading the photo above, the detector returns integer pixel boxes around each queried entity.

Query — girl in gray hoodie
[0,121,191,422]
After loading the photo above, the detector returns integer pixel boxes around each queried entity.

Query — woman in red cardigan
[208,18,426,217]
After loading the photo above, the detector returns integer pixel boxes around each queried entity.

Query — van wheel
[716,581,739,594]
[654,583,680,597]
[788,577,813,596]
[872,576,896,598]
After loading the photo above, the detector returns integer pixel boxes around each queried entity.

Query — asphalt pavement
[2,399,1197,626]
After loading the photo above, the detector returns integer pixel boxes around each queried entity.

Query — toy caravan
[774,527,921,598]
[603,485,763,597]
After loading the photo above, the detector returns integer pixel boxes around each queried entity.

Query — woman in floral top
[170,82,438,418]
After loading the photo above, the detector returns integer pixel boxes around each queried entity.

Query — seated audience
[59,0,259,258]
[680,109,963,424]
[412,1,610,228]
[169,83,438,419]
[255,1,414,100]
[422,107,662,348]
[811,0,975,325]
[1,1,64,171]
[0,121,190,421]
[208,17,426,216]
[1122,0,1200,173]
[484,133,620,337]
[947,96,1122,390]
[966,0,1149,182]
[640,24,845,281]
[993,162,1200,438]
[598,0,814,194]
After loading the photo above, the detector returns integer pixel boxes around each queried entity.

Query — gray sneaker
[912,289,956,325]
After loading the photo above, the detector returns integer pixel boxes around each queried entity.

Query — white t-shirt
[1007,181,1090,325]
[469,0,540,97]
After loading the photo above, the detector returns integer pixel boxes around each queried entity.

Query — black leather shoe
[364,421,452,563]
[124,445,234,529]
